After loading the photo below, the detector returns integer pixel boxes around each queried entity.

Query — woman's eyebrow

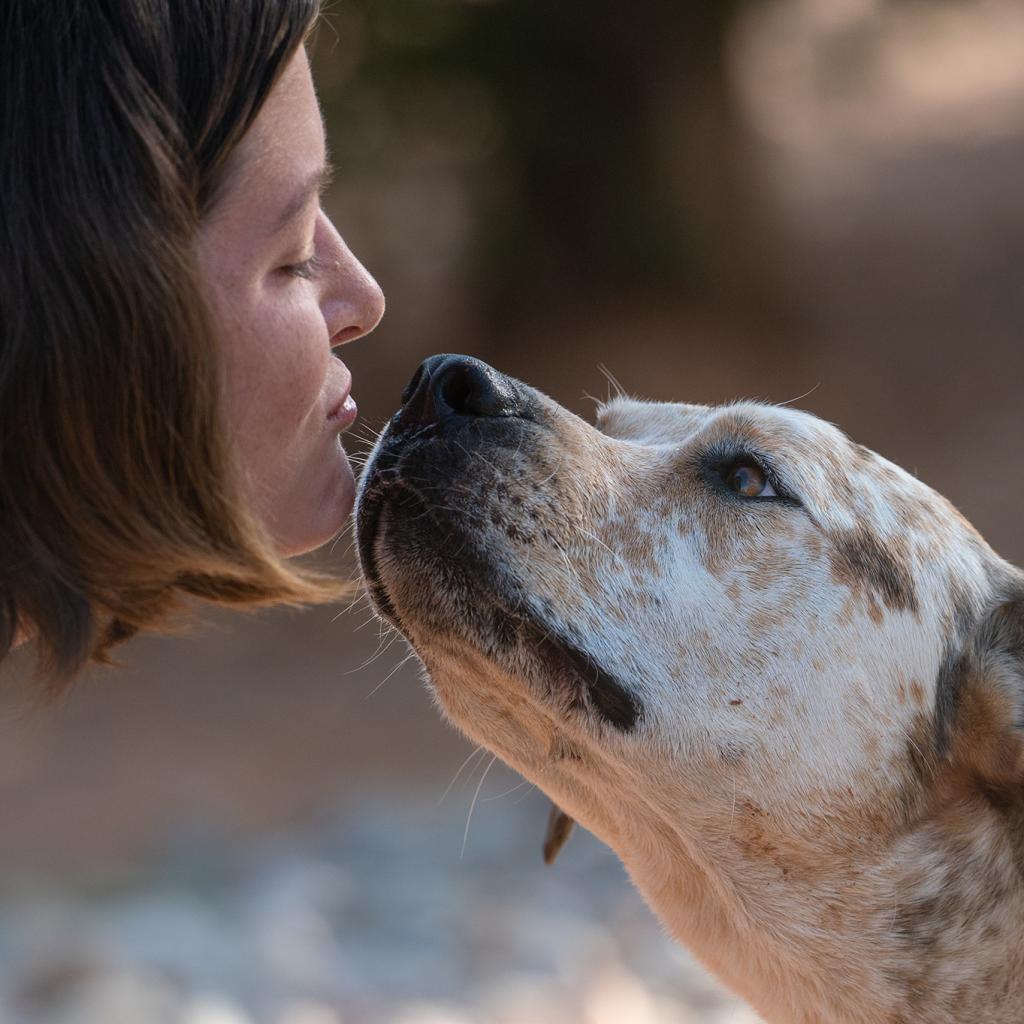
[267,158,336,237]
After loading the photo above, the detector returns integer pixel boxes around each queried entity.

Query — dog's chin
[357,462,641,734]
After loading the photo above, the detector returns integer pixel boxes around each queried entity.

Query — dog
[355,354,1024,1024]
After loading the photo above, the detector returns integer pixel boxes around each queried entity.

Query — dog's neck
[592,781,1024,1024]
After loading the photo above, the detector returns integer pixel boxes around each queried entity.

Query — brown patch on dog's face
[829,525,919,616]
[944,595,1024,790]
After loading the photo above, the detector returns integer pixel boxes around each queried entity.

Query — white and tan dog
[356,354,1024,1024]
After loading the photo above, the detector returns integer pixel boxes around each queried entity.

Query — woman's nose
[320,215,385,347]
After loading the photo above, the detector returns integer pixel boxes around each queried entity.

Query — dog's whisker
[548,534,589,595]
[596,362,627,400]
[452,439,490,467]
[363,648,417,699]
[352,610,386,633]
[481,777,531,802]
[461,753,499,859]
[333,586,374,623]
[512,782,538,805]
[328,529,360,557]
[437,745,486,806]
[347,625,401,673]
[776,381,823,408]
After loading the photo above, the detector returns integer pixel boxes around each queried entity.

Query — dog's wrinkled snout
[395,353,525,429]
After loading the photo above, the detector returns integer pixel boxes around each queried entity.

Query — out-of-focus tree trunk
[642,3,779,311]
[322,0,788,378]
[463,1,772,308]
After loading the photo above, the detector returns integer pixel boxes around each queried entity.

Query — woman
[0,1,384,687]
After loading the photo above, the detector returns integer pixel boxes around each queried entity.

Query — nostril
[435,360,509,418]
[394,353,519,430]
[435,363,478,416]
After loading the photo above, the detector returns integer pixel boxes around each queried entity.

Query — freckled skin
[198,51,384,554]
[357,385,1024,1024]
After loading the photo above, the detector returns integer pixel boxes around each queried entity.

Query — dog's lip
[355,456,404,632]
[355,413,520,627]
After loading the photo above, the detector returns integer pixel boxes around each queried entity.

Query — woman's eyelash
[283,253,328,280]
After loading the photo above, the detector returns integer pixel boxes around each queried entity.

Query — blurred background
[2,0,1023,1020]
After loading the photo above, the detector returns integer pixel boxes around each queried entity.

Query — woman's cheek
[269,302,330,432]
[253,287,325,402]
[225,292,331,486]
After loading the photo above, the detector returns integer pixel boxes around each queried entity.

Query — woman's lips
[328,392,358,430]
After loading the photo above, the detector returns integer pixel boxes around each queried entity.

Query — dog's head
[356,355,1024,873]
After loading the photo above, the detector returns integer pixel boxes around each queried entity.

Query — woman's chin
[270,445,357,557]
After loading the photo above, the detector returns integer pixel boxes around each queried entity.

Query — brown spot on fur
[748,609,786,634]
[909,679,925,707]
[830,525,919,616]
[949,664,1024,789]
[748,564,777,591]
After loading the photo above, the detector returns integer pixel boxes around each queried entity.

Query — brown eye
[725,462,777,498]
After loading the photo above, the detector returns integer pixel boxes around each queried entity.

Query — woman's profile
[0,0,384,687]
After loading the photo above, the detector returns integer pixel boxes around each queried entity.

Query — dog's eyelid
[748,455,792,501]
[752,461,801,506]
[699,444,802,507]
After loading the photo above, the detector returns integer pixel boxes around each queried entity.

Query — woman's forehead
[203,49,326,236]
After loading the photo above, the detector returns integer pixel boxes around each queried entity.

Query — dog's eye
[725,462,777,498]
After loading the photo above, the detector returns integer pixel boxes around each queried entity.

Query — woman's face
[198,49,384,555]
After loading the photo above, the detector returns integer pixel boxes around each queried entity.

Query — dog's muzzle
[355,353,541,627]
[355,355,641,733]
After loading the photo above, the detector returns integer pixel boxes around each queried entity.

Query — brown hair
[0,0,345,688]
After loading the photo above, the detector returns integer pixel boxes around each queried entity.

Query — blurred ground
[0,799,761,1024]
[2,1,1023,1021]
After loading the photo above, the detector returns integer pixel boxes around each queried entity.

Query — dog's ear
[947,589,1024,789]
[542,801,576,865]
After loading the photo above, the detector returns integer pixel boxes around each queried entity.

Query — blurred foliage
[313,0,751,313]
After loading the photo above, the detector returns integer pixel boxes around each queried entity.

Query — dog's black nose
[396,354,523,428]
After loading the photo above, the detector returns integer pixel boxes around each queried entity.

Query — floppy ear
[949,590,1024,789]
[542,801,576,865]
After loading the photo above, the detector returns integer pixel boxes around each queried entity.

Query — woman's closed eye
[281,252,328,281]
